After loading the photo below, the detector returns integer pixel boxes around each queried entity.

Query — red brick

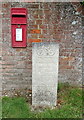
[52,40,61,43]
[2,3,10,8]
[30,29,41,34]
[60,65,74,69]
[60,57,74,61]
[26,4,39,8]
[44,10,50,14]
[24,0,35,2]
[39,15,44,19]
[31,34,38,38]
[29,25,38,29]
[77,6,83,12]
[82,7,84,15]
[53,34,65,40]
[28,39,42,43]
[2,14,10,18]
[40,3,49,9]
[39,34,44,38]
[33,10,43,15]
[39,24,47,29]
[16,48,22,52]
[33,14,38,18]
[36,20,42,24]
[71,2,80,6]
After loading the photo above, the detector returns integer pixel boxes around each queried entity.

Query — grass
[2,83,83,118]
[0,98,2,119]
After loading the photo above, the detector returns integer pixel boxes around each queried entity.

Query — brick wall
[2,2,82,96]
[0,2,2,97]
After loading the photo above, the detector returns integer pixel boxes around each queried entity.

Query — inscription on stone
[32,42,59,106]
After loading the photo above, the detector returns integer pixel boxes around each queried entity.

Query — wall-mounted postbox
[11,8,27,47]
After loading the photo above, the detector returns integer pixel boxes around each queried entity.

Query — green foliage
[57,82,70,92]
[2,97,31,118]
[2,83,83,118]
[80,1,84,6]
[36,83,82,118]
[0,98,2,119]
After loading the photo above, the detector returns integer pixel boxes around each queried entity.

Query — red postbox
[11,8,27,47]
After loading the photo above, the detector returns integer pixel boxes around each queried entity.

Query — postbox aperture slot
[12,15,26,17]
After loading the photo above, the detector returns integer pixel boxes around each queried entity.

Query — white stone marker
[32,42,59,106]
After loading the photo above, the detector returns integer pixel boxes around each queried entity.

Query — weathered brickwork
[0,2,2,97]
[2,2,83,96]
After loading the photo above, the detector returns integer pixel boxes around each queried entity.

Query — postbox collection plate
[16,28,22,41]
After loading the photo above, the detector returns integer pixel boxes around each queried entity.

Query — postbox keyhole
[18,25,21,28]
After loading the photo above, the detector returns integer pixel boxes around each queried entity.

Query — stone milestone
[32,42,59,106]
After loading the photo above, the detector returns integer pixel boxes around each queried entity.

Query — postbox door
[12,24,27,47]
